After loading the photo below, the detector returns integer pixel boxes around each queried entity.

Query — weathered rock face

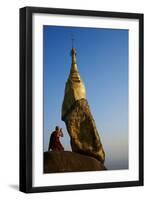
[62,48,105,163]
[44,151,106,173]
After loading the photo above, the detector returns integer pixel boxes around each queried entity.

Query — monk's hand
[60,128,63,137]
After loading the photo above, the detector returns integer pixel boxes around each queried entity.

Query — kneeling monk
[48,126,64,151]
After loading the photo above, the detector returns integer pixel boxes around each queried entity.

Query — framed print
[19,6,144,193]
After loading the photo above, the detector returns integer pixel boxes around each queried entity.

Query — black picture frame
[19,6,144,193]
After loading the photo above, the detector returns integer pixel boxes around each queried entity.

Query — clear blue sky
[43,25,128,170]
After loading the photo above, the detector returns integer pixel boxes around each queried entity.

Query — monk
[48,126,64,151]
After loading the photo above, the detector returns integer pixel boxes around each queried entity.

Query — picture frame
[19,6,144,193]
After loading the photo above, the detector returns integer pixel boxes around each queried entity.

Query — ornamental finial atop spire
[72,34,74,48]
[70,34,77,64]
[71,48,77,64]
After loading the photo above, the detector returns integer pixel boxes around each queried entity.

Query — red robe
[48,131,64,151]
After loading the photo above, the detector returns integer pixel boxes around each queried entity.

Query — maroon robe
[48,131,64,151]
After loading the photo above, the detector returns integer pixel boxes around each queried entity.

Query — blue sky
[43,25,128,170]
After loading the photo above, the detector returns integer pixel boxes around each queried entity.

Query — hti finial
[71,34,75,48]
[70,34,77,63]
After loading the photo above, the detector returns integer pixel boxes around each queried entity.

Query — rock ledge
[44,151,106,173]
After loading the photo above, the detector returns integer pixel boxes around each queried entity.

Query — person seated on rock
[48,126,64,151]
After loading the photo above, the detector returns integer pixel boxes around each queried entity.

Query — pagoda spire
[69,48,81,82]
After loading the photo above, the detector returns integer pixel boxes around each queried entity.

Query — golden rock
[62,48,105,163]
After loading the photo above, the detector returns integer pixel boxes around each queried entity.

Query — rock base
[44,151,106,173]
